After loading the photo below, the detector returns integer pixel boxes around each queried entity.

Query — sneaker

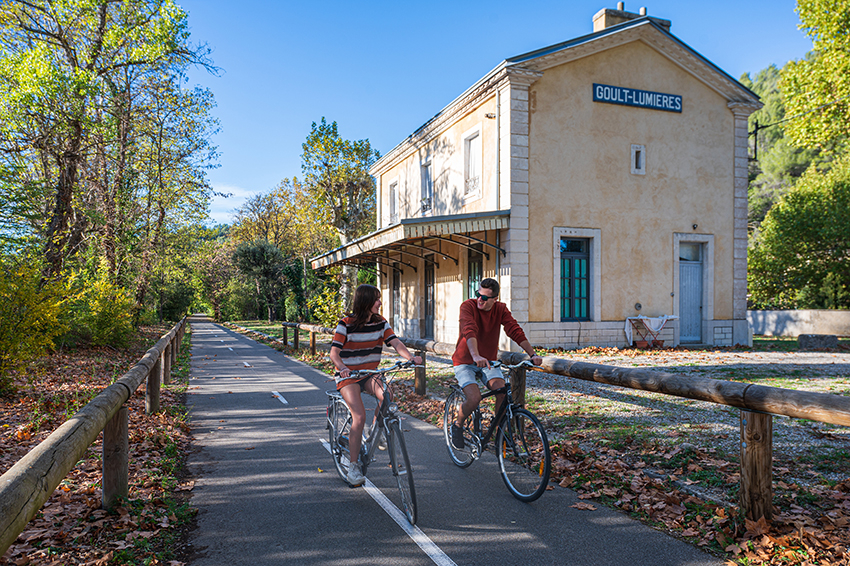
[451,423,465,450]
[377,435,387,451]
[347,463,365,487]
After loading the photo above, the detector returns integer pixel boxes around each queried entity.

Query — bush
[285,293,300,322]
[161,278,194,321]
[68,270,135,347]
[0,262,67,393]
[307,287,344,329]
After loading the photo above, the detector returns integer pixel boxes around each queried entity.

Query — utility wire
[748,92,850,160]
[750,93,850,136]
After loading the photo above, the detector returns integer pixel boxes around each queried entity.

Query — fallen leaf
[571,502,597,511]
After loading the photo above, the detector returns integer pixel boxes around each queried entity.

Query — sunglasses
[474,290,497,302]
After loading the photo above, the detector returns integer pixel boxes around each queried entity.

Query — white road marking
[271,391,288,405]
[320,440,457,566]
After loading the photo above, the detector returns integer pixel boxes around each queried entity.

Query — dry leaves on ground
[0,326,194,566]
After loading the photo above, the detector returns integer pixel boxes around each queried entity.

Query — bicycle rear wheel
[496,408,551,502]
[443,389,474,467]
[388,421,417,524]
[328,399,353,482]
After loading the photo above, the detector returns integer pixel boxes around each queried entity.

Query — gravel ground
[411,347,850,487]
[526,348,850,485]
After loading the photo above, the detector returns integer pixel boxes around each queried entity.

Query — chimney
[592,4,671,32]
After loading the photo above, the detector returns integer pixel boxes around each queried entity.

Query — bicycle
[443,359,552,502]
[326,360,421,524]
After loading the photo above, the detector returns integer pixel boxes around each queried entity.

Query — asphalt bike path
[186,318,723,565]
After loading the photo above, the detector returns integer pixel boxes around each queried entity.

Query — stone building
[311,3,761,349]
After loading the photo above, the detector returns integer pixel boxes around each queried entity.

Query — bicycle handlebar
[345,359,424,379]
[490,359,536,370]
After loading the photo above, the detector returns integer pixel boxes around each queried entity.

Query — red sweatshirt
[452,299,528,366]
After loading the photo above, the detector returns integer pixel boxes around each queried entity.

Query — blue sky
[177,1,813,225]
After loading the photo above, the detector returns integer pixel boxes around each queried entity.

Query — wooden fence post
[102,406,129,510]
[414,350,426,395]
[293,327,300,349]
[282,326,288,346]
[509,365,527,408]
[162,343,172,386]
[310,331,316,356]
[146,357,161,414]
[170,332,178,366]
[740,409,773,521]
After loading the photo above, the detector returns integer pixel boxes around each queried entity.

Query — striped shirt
[330,316,397,382]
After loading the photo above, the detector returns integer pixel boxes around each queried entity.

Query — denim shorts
[453,364,503,389]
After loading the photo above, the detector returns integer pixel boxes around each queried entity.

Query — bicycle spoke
[497,409,551,502]
[443,389,475,467]
[328,399,353,482]
[388,422,417,524]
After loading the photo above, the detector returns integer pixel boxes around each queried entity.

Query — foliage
[740,65,819,230]
[748,154,850,309]
[301,118,379,244]
[781,0,850,154]
[69,269,135,347]
[191,235,237,321]
[0,259,66,392]
[0,0,218,337]
[301,118,379,309]
[307,286,345,329]
[233,240,286,322]
[285,293,301,322]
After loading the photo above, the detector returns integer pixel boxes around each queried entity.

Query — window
[553,227,600,323]
[464,128,482,199]
[560,238,590,321]
[467,244,483,300]
[389,181,399,224]
[421,162,433,215]
[631,144,646,175]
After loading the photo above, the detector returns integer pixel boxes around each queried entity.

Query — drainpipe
[495,88,501,211]
[495,88,502,284]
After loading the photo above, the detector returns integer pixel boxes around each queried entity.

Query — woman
[329,284,422,487]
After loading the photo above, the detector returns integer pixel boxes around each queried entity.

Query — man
[450,277,542,449]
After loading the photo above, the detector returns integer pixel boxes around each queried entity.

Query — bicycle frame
[326,362,413,473]
[451,381,515,459]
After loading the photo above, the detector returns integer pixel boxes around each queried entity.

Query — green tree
[781,0,850,154]
[192,235,237,321]
[740,64,818,229]
[301,118,379,307]
[748,154,850,309]
[233,241,287,322]
[0,0,210,277]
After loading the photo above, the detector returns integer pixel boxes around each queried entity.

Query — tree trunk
[43,120,84,278]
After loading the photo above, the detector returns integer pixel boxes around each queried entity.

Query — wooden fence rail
[276,321,850,521]
[0,318,187,556]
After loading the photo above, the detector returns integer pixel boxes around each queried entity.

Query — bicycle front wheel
[443,389,474,467]
[496,408,551,502]
[328,399,353,482]
[387,421,417,524]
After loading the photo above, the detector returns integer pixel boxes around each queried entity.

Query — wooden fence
[274,321,850,522]
[0,318,187,556]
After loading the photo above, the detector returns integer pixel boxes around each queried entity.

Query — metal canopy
[310,210,510,270]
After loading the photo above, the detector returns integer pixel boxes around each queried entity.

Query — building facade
[311,5,761,350]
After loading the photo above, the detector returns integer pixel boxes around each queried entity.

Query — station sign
[593,83,682,113]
